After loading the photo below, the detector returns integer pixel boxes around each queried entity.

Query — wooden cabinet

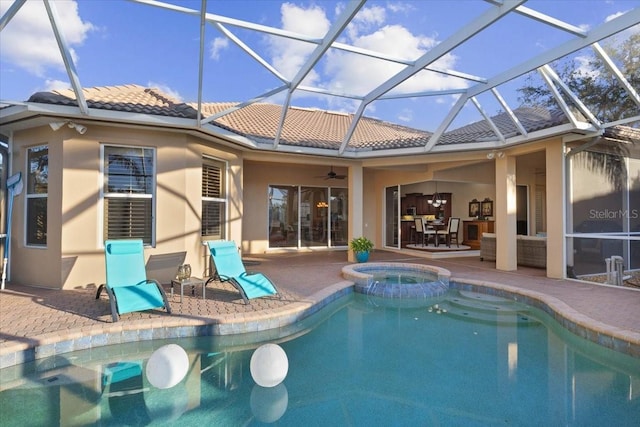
[401,193,421,214]
[416,195,430,216]
[401,193,452,219]
[401,220,415,246]
[463,220,494,250]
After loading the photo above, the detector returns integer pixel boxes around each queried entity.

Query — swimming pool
[1,289,638,426]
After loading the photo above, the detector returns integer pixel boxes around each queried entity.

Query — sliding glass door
[384,185,399,248]
[269,185,348,249]
[330,188,348,246]
[268,185,298,248]
[301,187,328,247]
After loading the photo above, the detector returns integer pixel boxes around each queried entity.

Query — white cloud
[210,37,229,61]
[324,24,464,97]
[605,11,626,22]
[267,3,330,84]
[573,55,600,79]
[147,81,183,102]
[266,3,467,112]
[386,2,415,14]
[397,108,413,122]
[45,79,71,92]
[353,5,386,27]
[280,2,329,37]
[268,3,467,112]
[0,1,94,77]
[578,23,591,32]
[345,5,386,40]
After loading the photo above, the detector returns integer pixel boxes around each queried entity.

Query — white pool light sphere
[146,344,189,389]
[250,383,288,423]
[250,343,289,387]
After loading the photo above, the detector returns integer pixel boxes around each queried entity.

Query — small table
[170,277,205,303]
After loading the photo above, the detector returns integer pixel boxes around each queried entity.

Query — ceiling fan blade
[315,166,346,179]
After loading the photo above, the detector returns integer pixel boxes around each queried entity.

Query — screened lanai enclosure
[566,132,640,279]
[0,1,639,286]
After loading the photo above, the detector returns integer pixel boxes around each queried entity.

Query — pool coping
[1,275,639,369]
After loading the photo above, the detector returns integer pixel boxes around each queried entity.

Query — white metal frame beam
[274,0,366,147]
[43,0,88,115]
[339,0,526,154]
[0,0,25,31]
[592,42,640,108]
[1,0,637,159]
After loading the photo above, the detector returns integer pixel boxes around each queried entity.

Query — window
[202,157,226,239]
[102,145,155,244]
[26,145,48,246]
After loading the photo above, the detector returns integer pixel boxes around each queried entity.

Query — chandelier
[428,182,447,208]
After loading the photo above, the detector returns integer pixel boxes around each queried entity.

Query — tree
[518,32,640,191]
[518,31,640,124]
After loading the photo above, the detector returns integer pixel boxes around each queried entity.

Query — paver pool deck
[1,250,639,368]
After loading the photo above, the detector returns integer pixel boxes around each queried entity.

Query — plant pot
[355,251,370,263]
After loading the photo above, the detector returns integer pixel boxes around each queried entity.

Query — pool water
[1,290,639,426]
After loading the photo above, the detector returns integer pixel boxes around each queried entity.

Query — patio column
[546,143,564,278]
[495,154,517,271]
[348,164,364,262]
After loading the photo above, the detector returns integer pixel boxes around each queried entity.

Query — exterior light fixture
[49,120,87,134]
[49,121,66,131]
[70,122,87,134]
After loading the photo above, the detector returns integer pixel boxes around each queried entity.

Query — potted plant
[350,236,374,263]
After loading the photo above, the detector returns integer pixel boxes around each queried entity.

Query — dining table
[426,220,447,246]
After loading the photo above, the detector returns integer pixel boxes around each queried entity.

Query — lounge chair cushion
[207,240,278,301]
[102,239,170,320]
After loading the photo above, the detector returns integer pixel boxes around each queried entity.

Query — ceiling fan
[317,166,347,180]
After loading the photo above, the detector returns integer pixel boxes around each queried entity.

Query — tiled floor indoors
[1,249,639,368]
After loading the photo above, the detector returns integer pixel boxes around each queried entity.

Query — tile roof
[27,84,575,151]
[198,102,432,151]
[437,107,569,145]
[28,84,199,119]
[604,125,640,143]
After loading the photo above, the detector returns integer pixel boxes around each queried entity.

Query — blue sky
[1,0,638,131]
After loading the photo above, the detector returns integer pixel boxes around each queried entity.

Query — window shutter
[201,159,226,239]
[202,163,222,198]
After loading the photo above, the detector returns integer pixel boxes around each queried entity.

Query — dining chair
[436,217,460,247]
[422,218,437,246]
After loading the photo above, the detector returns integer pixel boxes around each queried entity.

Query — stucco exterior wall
[9,127,62,289]
[9,125,243,289]
[5,121,566,289]
[242,160,350,254]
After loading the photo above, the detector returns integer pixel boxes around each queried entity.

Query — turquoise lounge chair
[206,240,279,304]
[96,239,171,322]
